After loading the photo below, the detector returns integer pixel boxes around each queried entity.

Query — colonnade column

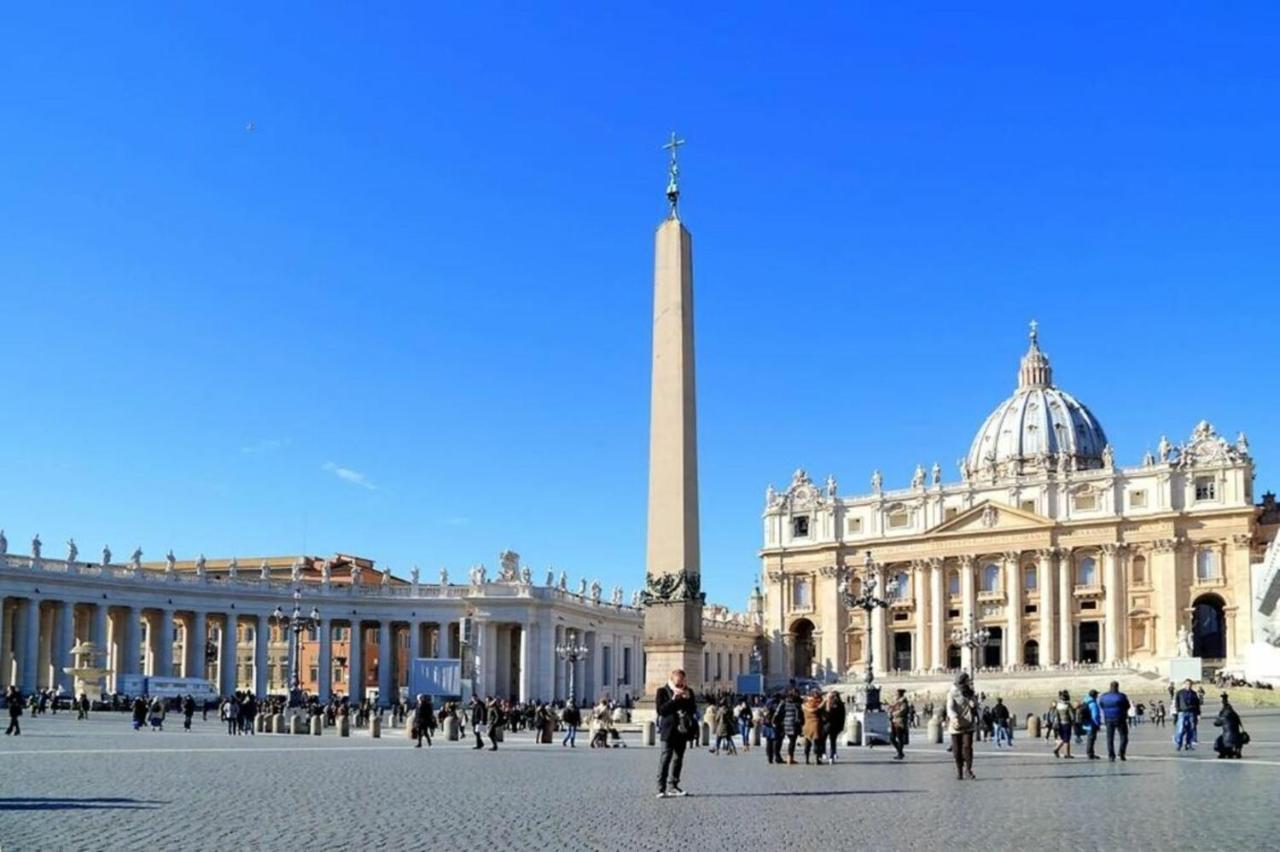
[377,620,393,704]
[1102,544,1122,665]
[121,605,141,679]
[316,619,331,703]
[1058,550,1072,664]
[518,624,532,703]
[188,611,207,681]
[220,615,238,696]
[959,556,976,672]
[929,559,944,672]
[0,601,11,688]
[409,621,422,661]
[19,598,40,692]
[912,562,929,671]
[348,621,364,701]
[254,614,269,698]
[157,608,174,679]
[1004,552,1022,668]
[1037,550,1054,666]
[57,601,78,692]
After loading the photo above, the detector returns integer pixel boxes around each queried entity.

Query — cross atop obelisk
[643,132,704,696]
[662,131,685,218]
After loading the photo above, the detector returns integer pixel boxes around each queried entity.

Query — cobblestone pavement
[2,710,1277,851]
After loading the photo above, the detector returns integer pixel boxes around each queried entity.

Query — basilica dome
[965,324,1109,478]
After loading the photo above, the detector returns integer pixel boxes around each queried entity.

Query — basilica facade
[759,325,1278,686]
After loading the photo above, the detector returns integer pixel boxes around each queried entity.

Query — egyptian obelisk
[642,132,705,695]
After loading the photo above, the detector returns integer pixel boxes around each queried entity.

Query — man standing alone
[656,668,697,799]
[1174,679,1201,751]
[1097,681,1131,761]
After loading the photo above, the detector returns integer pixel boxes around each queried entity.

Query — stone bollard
[844,715,858,746]
[311,715,322,736]
[541,719,555,744]
[271,714,285,734]
[644,721,656,747]
[1026,714,1041,739]
[289,714,304,735]
[406,720,417,740]
[751,720,761,747]
[371,716,382,738]
[700,721,711,747]
[338,716,351,737]
[256,714,266,733]
[851,717,863,746]
[444,715,459,741]
[927,715,942,744]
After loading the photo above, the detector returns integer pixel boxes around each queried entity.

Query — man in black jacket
[655,669,696,799]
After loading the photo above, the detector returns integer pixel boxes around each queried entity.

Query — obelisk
[642,132,705,696]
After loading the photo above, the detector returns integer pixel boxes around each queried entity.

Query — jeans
[826,731,840,760]
[1085,725,1098,757]
[785,733,798,761]
[657,736,687,791]
[1105,719,1129,759]
[950,732,974,777]
[562,724,577,746]
[226,718,238,735]
[994,723,1012,748]
[5,717,19,735]
[1175,712,1198,749]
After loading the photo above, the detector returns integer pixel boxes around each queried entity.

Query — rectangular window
[888,511,909,529]
[847,517,863,534]
[1020,500,1036,514]
[1129,490,1148,509]
[948,608,961,619]
[1081,600,1097,611]
[793,578,812,610]
[792,516,810,538]
[308,666,318,683]
[623,647,632,684]
[1024,604,1038,615]
[1023,566,1037,592]
[893,612,909,622]
[1195,477,1216,501]
[945,507,959,521]
[1074,491,1097,511]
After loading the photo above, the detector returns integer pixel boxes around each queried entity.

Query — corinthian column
[1037,549,1055,666]
[912,562,929,672]
[1102,544,1124,665]
[929,559,945,672]
[1058,550,1072,664]
[1004,552,1022,668]
[959,556,976,671]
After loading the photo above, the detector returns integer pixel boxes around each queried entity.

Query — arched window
[1131,555,1147,585]
[892,571,910,600]
[1077,556,1098,587]
[948,571,960,597]
[1196,549,1219,582]
[1024,640,1040,667]
[982,562,1000,593]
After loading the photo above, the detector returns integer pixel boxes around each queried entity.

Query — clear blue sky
[2,4,1277,607]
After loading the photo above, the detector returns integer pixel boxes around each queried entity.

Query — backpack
[1076,702,1092,726]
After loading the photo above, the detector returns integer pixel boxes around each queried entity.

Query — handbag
[675,710,698,741]
[1241,730,1251,746]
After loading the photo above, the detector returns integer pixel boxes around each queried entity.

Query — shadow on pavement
[694,789,924,798]
[0,797,166,811]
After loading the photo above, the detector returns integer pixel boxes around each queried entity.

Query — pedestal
[370,716,381,738]
[1168,656,1204,684]
[445,716,459,741]
[311,716,322,736]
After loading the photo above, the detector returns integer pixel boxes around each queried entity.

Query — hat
[954,672,971,686]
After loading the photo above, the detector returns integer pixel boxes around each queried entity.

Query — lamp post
[951,617,991,692]
[269,588,320,708]
[556,630,589,706]
[838,551,897,710]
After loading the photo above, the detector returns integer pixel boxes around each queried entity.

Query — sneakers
[656,791,669,799]
[669,784,688,797]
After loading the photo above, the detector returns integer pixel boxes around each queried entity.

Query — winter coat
[801,696,824,740]
[947,686,977,734]
[1097,690,1131,723]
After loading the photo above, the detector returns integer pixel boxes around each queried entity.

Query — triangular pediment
[927,500,1053,536]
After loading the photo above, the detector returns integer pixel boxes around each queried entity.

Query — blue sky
[2,4,1278,606]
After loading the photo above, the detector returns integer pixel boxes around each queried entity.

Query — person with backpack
[990,697,1013,749]
[1081,690,1103,759]
[1052,690,1075,759]
[946,673,979,780]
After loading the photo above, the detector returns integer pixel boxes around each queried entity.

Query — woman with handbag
[1212,693,1245,759]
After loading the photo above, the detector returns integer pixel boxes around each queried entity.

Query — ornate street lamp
[270,588,320,708]
[838,551,897,710]
[556,630,589,706]
[951,617,991,691]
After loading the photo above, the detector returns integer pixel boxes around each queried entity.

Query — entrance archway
[1077,622,1100,663]
[946,644,962,669]
[1192,594,1227,659]
[1024,639,1039,667]
[790,618,816,678]
[892,633,912,672]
